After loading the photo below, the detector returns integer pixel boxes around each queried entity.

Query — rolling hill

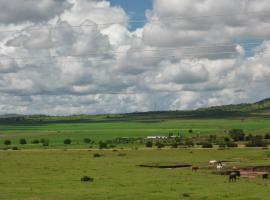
[0,98,270,124]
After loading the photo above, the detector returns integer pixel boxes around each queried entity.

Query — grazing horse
[262,173,268,179]
[192,167,199,172]
[209,160,217,165]
[229,172,237,182]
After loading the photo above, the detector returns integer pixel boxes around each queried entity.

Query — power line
[0,41,265,61]
[0,49,265,68]
[0,10,269,33]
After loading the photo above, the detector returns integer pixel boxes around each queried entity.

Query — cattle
[262,173,268,179]
[229,172,237,182]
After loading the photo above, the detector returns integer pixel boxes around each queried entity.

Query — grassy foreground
[0,148,269,200]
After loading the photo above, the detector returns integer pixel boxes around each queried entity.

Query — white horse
[209,160,217,165]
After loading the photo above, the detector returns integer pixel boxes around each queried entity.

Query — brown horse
[192,167,199,172]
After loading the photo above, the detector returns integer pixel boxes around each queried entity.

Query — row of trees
[2,138,93,146]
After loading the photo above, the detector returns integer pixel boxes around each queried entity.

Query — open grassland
[1,118,270,147]
[0,148,269,200]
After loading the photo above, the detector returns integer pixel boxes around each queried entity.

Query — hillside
[198,98,270,113]
[0,98,270,124]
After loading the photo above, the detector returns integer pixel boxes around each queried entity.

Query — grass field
[1,117,270,147]
[0,148,269,200]
[1,105,270,200]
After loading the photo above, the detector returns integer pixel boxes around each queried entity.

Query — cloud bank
[0,0,270,115]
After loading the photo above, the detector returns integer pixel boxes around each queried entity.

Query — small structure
[145,136,167,140]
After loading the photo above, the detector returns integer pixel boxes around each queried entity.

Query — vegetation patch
[138,162,191,169]
[81,176,94,182]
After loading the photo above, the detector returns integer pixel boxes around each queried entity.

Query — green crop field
[0,117,270,148]
[0,148,269,200]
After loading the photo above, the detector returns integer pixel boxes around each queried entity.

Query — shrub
[185,141,194,147]
[246,139,267,147]
[12,147,20,150]
[146,141,153,148]
[208,135,217,142]
[229,129,245,141]
[4,140,11,145]
[83,138,91,144]
[171,143,178,148]
[98,141,108,149]
[42,140,50,147]
[226,142,238,148]
[31,139,40,144]
[218,143,226,148]
[19,138,27,145]
[109,144,116,148]
[40,138,46,143]
[245,134,253,141]
[93,153,102,158]
[64,139,72,145]
[156,142,165,149]
[183,193,191,198]
[202,143,213,148]
[265,133,270,140]
[81,176,94,182]
[188,129,193,133]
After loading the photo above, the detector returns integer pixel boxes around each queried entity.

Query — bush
[42,140,50,147]
[83,138,91,144]
[4,140,11,145]
[156,142,165,149]
[229,129,245,141]
[171,143,178,148]
[40,138,46,143]
[265,133,270,140]
[185,141,194,147]
[12,146,20,150]
[246,139,268,147]
[202,143,213,148]
[93,153,102,158]
[109,144,116,149]
[81,176,94,182]
[226,142,238,148]
[31,139,40,144]
[245,134,253,141]
[146,141,153,148]
[183,193,191,198]
[188,129,193,133]
[19,138,27,145]
[64,139,72,145]
[98,141,108,149]
[218,143,226,148]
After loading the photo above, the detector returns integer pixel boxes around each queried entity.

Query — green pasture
[0,148,269,200]
[0,118,270,147]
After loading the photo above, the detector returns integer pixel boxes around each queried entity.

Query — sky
[109,0,153,30]
[0,0,270,115]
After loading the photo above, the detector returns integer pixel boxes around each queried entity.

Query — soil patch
[138,162,191,169]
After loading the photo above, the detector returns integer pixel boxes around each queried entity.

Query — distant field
[0,117,270,147]
[0,148,269,200]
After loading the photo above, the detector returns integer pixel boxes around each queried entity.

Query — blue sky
[109,0,153,29]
